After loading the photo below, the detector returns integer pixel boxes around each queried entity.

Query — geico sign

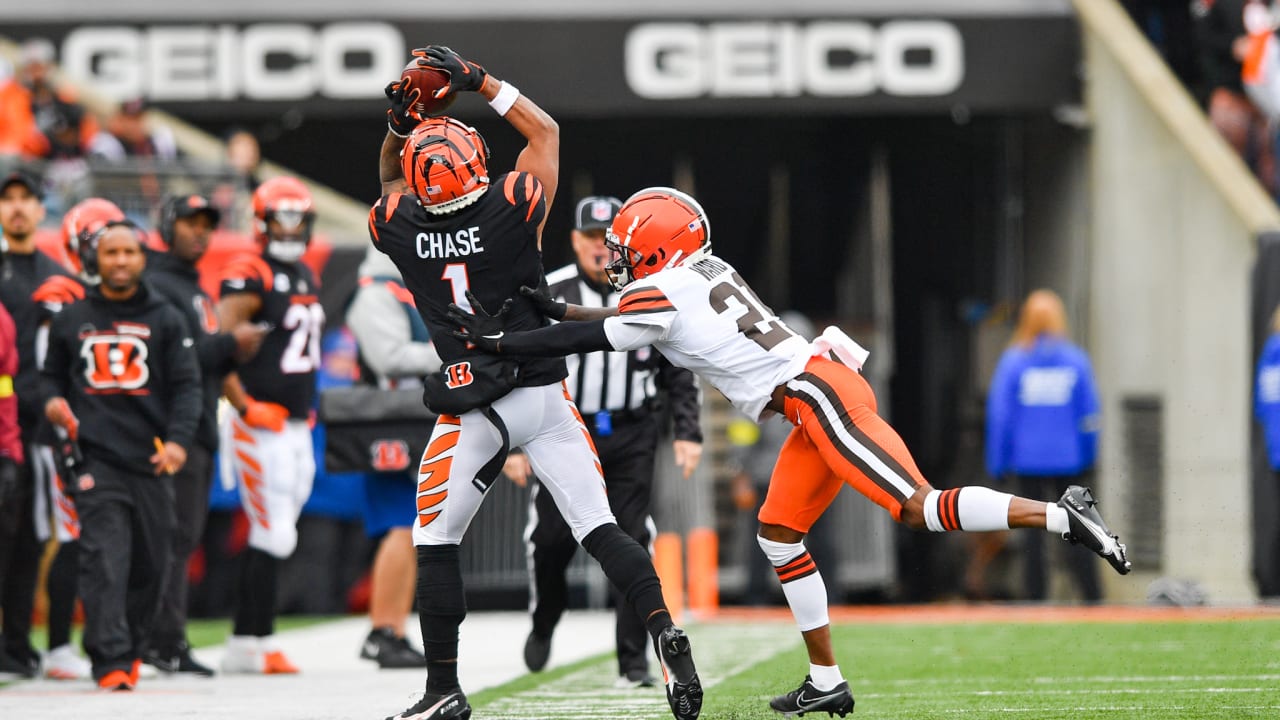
[626,21,964,99]
[61,23,404,101]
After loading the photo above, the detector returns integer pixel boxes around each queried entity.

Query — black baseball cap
[574,195,622,232]
[166,194,221,225]
[0,169,44,200]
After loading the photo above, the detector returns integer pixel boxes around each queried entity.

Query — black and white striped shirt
[545,262,702,442]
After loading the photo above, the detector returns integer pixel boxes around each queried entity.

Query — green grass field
[472,617,1280,720]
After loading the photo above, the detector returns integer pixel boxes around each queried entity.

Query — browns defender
[216,177,325,675]
[452,186,1133,719]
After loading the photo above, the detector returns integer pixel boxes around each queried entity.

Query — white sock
[1045,503,1069,534]
[923,487,1013,532]
[758,536,831,631]
[227,635,260,653]
[809,663,844,691]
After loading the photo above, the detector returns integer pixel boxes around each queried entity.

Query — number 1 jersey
[368,172,567,390]
[219,254,324,419]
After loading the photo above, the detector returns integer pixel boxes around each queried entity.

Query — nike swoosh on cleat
[363,641,380,658]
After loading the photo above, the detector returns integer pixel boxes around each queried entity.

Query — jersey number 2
[280,304,326,374]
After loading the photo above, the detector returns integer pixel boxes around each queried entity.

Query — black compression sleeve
[499,319,613,356]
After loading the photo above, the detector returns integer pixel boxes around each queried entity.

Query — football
[401,60,455,120]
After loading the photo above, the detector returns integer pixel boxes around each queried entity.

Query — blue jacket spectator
[984,289,1103,603]
[986,310,1100,479]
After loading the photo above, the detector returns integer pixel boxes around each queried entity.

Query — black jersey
[0,249,74,430]
[147,251,239,451]
[39,283,201,474]
[368,172,567,404]
[218,253,323,419]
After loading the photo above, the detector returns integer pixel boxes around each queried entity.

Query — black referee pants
[148,444,212,651]
[527,415,659,677]
[76,458,174,679]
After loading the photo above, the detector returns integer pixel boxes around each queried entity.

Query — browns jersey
[218,254,324,419]
[368,171,567,395]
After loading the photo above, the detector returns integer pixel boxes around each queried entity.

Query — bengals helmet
[604,187,711,291]
[400,117,490,214]
[252,176,314,264]
[62,197,126,276]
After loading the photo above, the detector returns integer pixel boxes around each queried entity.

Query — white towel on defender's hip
[809,326,870,371]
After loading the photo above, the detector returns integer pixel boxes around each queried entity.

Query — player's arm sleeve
[348,283,442,377]
[657,358,703,443]
[163,314,203,450]
[497,319,615,356]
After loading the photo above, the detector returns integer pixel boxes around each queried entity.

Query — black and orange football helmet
[252,176,314,263]
[604,187,711,291]
[400,117,490,214]
[61,197,126,277]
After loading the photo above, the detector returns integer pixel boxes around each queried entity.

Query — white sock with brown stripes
[923,487,1014,532]
[757,536,830,631]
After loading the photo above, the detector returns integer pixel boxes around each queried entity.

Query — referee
[510,195,704,688]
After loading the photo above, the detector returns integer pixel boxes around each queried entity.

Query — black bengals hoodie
[40,282,202,475]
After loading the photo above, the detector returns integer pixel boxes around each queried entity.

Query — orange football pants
[758,356,928,532]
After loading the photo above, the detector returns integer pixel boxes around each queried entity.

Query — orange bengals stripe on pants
[758,356,928,532]
[416,414,461,529]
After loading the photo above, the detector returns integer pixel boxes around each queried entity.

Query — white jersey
[602,255,810,420]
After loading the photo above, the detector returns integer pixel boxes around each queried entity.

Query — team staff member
[514,196,703,687]
[143,194,266,675]
[372,46,700,720]
[452,186,1132,719]
[0,169,66,678]
[41,221,201,690]
[217,177,325,675]
[29,197,125,682]
[347,246,440,669]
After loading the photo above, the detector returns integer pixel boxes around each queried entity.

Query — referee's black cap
[574,195,623,232]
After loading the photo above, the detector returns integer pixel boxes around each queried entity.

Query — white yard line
[481,622,802,720]
[0,610,615,720]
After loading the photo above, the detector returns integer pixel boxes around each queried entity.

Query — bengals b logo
[444,362,474,389]
[80,335,150,392]
[370,440,411,472]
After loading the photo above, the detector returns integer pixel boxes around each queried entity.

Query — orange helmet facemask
[252,176,314,264]
[604,187,711,291]
[400,117,490,215]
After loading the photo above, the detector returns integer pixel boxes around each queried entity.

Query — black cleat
[0,646,40,679]
[386,690,471,720]
[523,631,551,672]
[1058,485,1131,575]
[769,676,855,718]
[655,626,702,720]
[361,628,428,669]
[144,640,215,677]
